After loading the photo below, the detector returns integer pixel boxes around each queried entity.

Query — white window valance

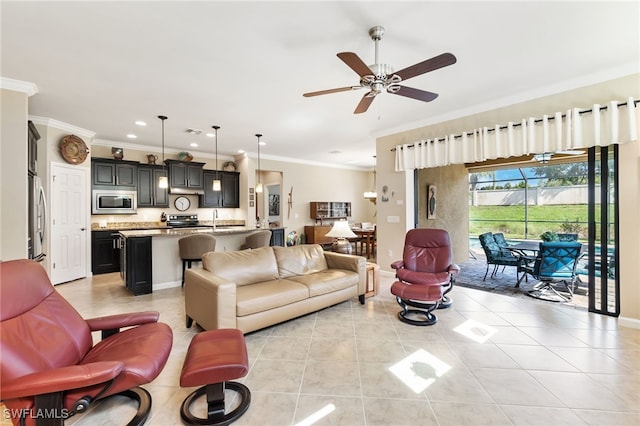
[394,97,638,171]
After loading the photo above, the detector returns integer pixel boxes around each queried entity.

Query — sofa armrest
[184,268,237,331]
[324,251,367,297]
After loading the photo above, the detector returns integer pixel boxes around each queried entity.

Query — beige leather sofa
[184,244,366,333]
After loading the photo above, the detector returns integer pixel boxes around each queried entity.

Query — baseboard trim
[618,316,640,329]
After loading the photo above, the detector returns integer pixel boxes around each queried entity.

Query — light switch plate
[387,215,400,223]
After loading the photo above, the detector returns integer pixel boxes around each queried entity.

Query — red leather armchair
[0,259,173,426]
[390,229,459,325]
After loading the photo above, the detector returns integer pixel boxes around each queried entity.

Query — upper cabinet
[137,165,169,207]
[92,158,138,188]
[165,160,205,194]
[310,201,352,223]
[199,170,240,208]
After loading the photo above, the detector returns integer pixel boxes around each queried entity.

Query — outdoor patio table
[507,241,541,256]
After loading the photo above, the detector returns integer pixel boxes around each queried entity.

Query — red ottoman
[390,280,444,326]
[180,329,250,425]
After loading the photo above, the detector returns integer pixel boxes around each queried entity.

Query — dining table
[351,228,376,258]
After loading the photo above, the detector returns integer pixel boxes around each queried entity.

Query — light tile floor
[3,270,639,426]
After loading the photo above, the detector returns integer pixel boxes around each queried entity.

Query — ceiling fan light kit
[303,25,457,114]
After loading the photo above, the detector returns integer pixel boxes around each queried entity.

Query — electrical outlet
[388,249,393,257]
[387,215,400,223]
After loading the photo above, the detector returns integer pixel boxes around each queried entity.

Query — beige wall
[618,125,640,324]
[0,89,29,260]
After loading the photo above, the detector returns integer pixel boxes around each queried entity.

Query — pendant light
[255,133,263,193]
[212,125,221,191]
[158,115,168,189]
[363,155,377,204]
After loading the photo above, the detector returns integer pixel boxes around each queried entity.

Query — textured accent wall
[416,164,469,264]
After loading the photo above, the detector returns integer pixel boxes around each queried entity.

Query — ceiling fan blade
[389,85,439,102]
[303,86,360,97]
[354,92,375,114]
[337,52,372,77]
[394,52,457,81]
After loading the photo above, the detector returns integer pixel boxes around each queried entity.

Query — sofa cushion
[202,247,279,286]
[236,279,309,316]
[287,269,359,297]
[273,244,328,278]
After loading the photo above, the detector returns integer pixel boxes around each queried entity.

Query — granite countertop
[92,219,246,231]
[119,226,253,238]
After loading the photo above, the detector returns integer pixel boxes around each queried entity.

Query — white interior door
[50,163,88,284]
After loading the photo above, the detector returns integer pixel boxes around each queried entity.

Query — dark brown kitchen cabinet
[91,230,121,274]
[137,165,169,207]
[199,170,240,208]
[165,160,205,193]
[121,236,152,296]
[92,158,138,188]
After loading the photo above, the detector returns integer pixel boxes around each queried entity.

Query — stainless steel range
[167,214,207,228]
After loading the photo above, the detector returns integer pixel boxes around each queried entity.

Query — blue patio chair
[493,233,511,250]
[478,232,519,281]
[517,241,582,302]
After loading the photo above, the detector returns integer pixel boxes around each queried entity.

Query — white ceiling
[2,1,638,169]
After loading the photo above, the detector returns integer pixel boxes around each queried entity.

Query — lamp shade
[325,220,357,239]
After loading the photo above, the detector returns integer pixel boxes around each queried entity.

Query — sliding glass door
[587,145,620,316]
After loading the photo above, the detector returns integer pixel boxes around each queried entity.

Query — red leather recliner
[390,229,459,325]
[0,259,173,426]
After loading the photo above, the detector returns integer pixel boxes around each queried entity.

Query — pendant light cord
[256,133,262,186]
[213,125,220,179]
[158,115,167,165]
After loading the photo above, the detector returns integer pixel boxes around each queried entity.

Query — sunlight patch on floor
[388,349,451,393]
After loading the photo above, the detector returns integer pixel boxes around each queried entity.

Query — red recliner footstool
[180,329,251,426]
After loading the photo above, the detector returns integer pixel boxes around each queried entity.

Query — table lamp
[325,220,357,254]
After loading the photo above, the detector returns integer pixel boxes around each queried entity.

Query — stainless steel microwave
[92,190,137,214]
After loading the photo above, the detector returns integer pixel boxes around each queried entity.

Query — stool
[179,234,216,287]
[180,329,251,425]
[365,262,379,298]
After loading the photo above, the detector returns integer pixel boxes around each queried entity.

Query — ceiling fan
[303,26,457,114]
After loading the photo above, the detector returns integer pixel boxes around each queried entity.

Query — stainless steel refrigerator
[28,121,46,262]
[28,173,47,262]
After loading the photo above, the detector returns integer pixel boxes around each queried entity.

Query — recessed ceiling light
[237,149,245,154]
[126,134,137,139]
[135,121,146,126]
[259,141,266,146]
[190,143,198,147]
[206,132,215,138]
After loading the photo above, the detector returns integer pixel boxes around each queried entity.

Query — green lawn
[469,204,598,240]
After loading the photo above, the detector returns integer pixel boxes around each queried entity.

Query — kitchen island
[118,226,268,295]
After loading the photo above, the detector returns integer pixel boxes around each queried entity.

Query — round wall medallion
[60,135,89,164]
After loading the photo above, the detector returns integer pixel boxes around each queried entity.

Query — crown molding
[29,116,96,139]
[93,139,367,171]
[92,138,235,161]
[0,77,38,96]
